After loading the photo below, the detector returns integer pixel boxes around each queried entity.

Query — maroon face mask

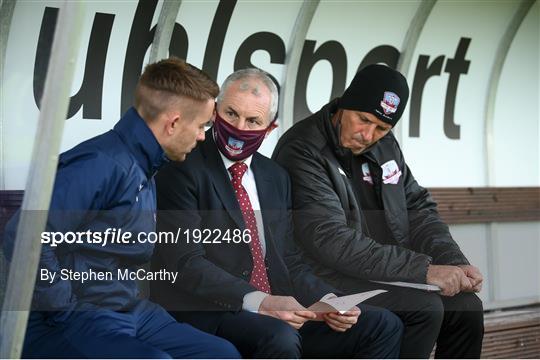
[213,112,273,161]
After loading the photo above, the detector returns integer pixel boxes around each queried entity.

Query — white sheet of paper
[320,289,388,314]
[371,281,441,292]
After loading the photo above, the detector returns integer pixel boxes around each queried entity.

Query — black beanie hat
[337,64,409,126]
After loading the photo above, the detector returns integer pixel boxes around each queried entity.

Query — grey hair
[216,68,279,122]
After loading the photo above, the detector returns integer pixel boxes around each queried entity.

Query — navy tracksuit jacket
[2,108,240,358]
[4,107,165,316]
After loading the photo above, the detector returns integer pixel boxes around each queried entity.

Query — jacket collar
[114,107,166,178]
[318,99,354,174]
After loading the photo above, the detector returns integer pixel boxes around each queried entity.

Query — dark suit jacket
[150,132,335,321]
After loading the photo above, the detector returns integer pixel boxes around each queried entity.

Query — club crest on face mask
[213,112,274,161]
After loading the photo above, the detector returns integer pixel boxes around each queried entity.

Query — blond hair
[134,57,218,121]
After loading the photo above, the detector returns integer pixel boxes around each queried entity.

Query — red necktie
[228,162,271,294]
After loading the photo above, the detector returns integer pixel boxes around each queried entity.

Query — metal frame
[483,0,536,305]
[0,2,84,357]
[0,0,17,190]
[279,0,320,134]
[484,0,536,185]
[149,0,182,63]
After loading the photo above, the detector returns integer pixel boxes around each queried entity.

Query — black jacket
[150,132,336,321]
[272,99,469,285]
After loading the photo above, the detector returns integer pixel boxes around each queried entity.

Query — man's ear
[265,121,278,138]
[167,112,181,135]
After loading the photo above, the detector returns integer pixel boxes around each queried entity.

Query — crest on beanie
[380,91,400,115]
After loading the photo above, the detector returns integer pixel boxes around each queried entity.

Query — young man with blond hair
[4,58,240,358]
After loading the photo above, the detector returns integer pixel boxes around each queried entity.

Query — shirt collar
[218,151,253,172]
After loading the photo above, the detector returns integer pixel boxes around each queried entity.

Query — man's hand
[458,265,483,292]
[258,295,316,329]
[426,265,472,296]
[321,306,361,332]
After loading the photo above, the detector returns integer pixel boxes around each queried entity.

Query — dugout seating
[1,188,539,358]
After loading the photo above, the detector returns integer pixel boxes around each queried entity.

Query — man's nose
[236,118,248,130]
[363,124,377,143]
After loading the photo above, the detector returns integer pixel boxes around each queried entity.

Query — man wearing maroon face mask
[150,68,404,358]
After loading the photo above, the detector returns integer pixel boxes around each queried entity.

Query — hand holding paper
[322,306,361,332]
[259,295,316,329]
[307,290,387,332]
[308,289,388,314]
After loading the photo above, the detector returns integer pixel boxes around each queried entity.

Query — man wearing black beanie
[273,64,484,358]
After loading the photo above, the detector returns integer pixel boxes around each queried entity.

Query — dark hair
[134,57,218,121]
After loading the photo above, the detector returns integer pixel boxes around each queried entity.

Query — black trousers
[336,279,484,358]
[173,303,403,358]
